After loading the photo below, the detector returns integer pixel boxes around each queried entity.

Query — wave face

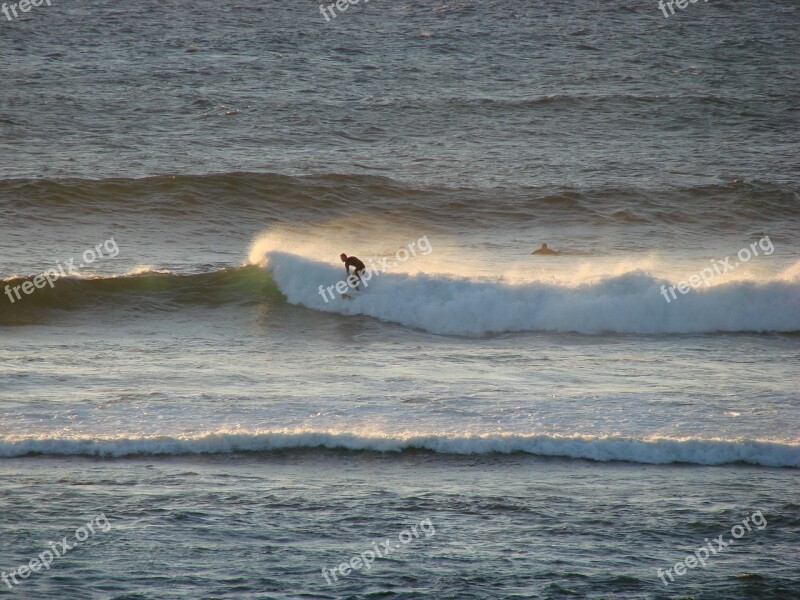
[267,253,800,336]
[0,266,277,325]
[1,431,797,467]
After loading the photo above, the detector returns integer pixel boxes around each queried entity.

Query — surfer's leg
[346,272,361,291]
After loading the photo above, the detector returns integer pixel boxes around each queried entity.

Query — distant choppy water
[1,0,798,188]
[1,1,799,599]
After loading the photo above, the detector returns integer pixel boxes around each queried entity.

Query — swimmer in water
[531,243,560,255]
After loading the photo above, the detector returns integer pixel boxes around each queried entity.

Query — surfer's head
[340,253,347,262]
[541,243,548,249]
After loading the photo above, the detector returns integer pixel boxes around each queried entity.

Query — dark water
[1,455,799,600]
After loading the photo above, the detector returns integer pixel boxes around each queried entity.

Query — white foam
[265,252,800,336]
[1,431,797,466]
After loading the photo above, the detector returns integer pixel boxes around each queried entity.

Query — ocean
[1,0,798,598]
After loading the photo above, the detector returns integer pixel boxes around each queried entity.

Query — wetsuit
[344,256,366,288]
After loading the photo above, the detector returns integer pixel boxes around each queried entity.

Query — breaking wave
[266,252,800,336]
[4,253,798,335]
[2,430,797,467]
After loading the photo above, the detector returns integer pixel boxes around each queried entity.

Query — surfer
[340,253,366,289]
[531,243,560,255]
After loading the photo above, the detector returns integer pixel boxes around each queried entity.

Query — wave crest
[2,430,797,467]
[267,253,800,336]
